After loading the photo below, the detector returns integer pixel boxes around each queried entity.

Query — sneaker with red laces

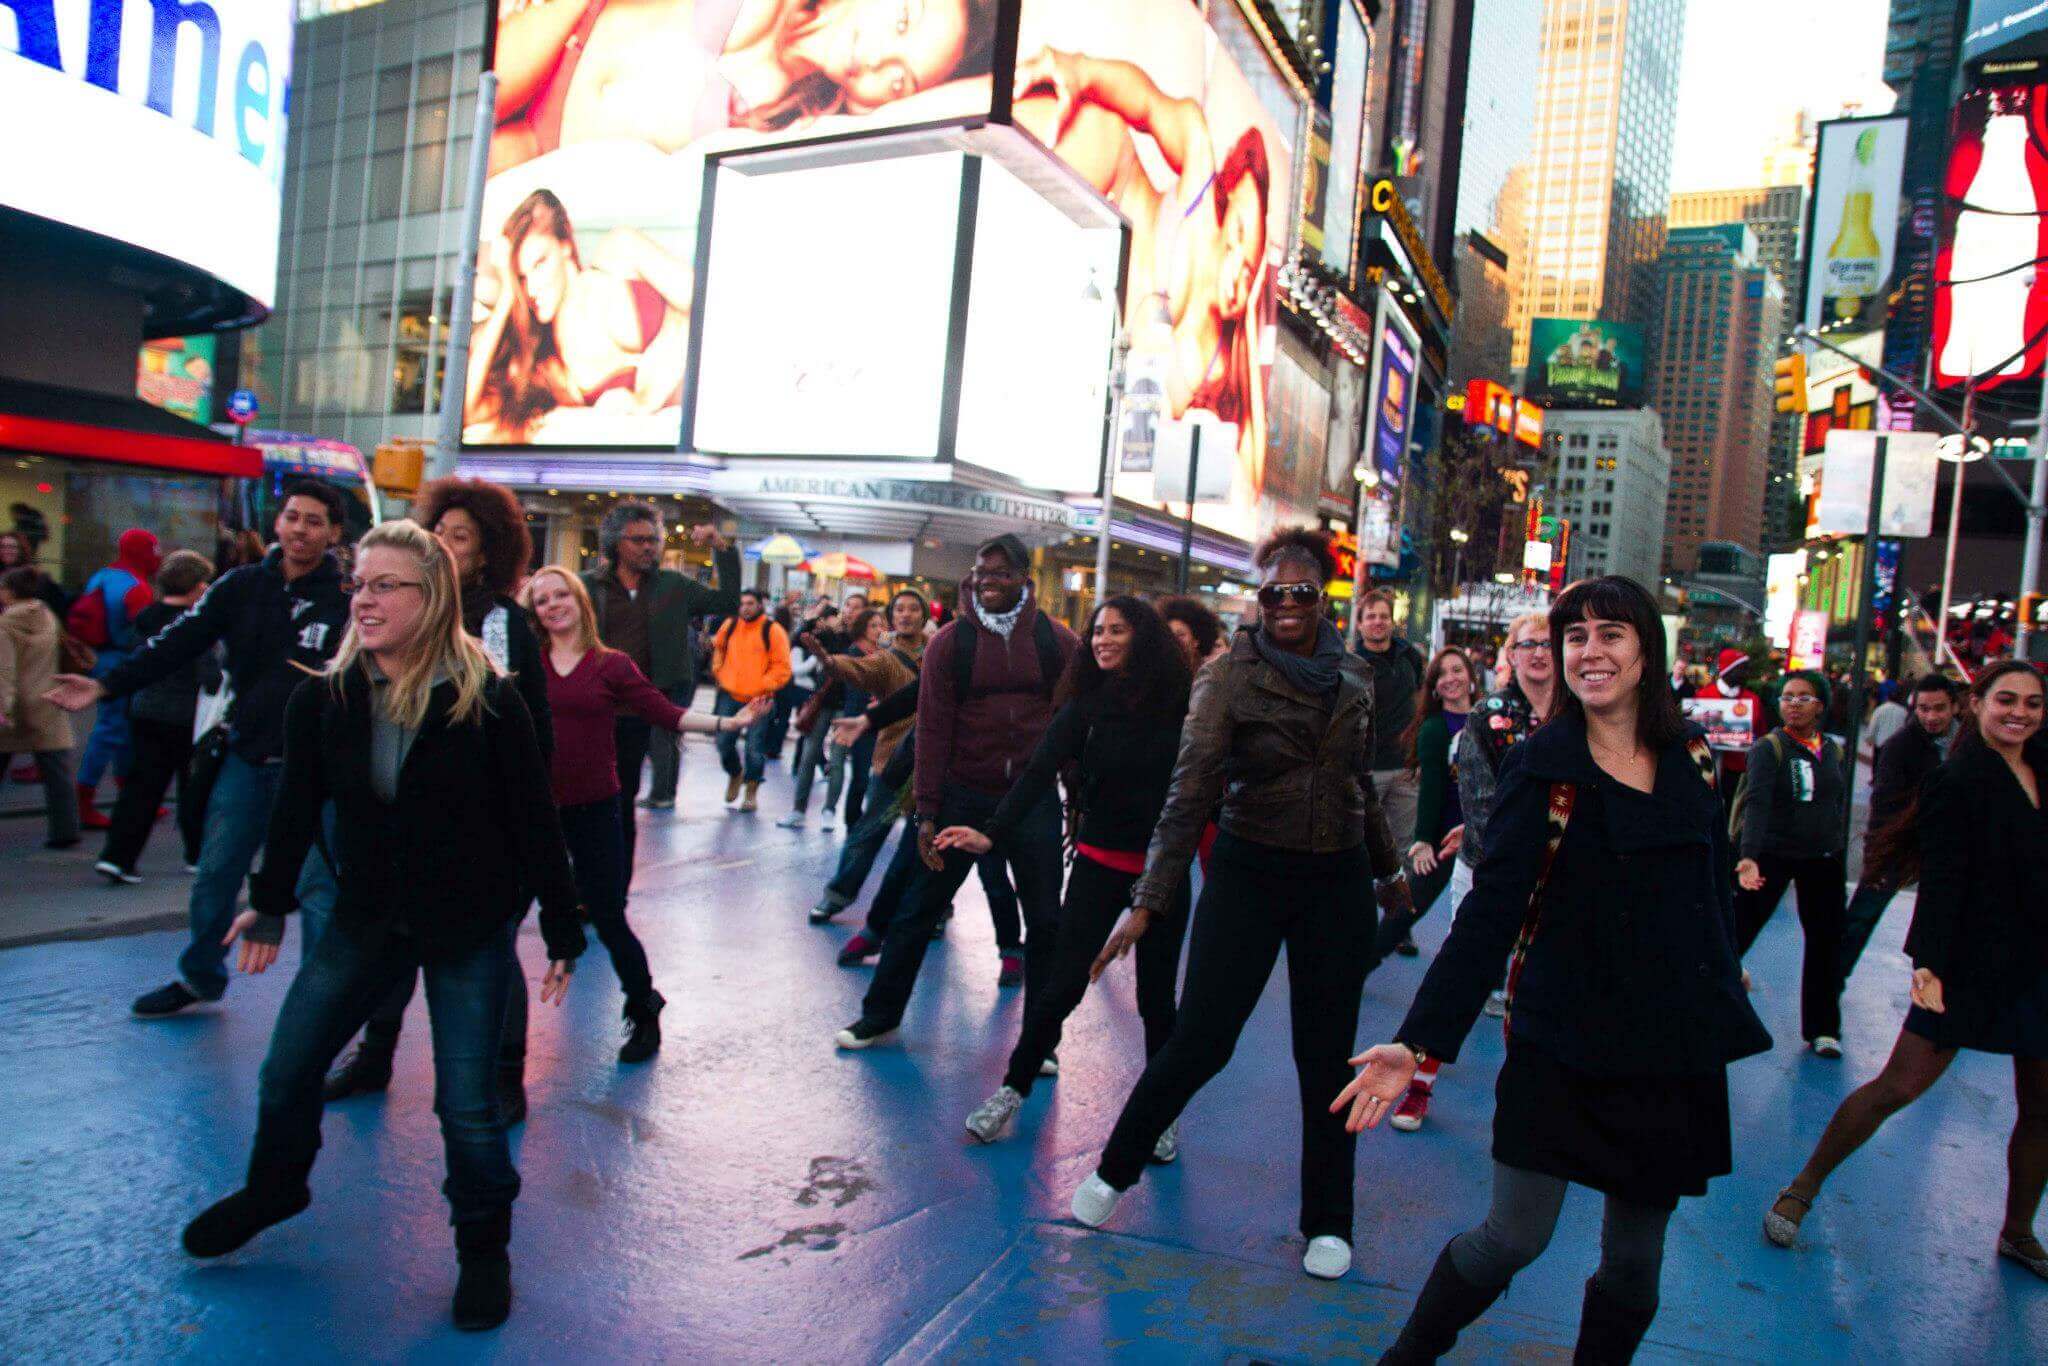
[1389,1082,1432,1132]
[836,933,880,967]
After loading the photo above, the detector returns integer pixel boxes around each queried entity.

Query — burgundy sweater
[545,647,686,807]
[912,600,1079,818]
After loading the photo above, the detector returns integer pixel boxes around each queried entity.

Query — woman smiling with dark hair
[1067,529,1410,1283]
[1339,575,1770,1362]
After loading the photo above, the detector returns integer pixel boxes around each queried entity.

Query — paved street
[1,738,2040,1363]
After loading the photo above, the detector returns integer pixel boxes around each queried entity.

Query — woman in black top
[1068,530,1411,1284]
[1733,669,1851,1057]
[1337,576,1771,1363]
[934,597,1193,1149]
[1765,661,2048,1282]
[179,520,583,1333]
[323,476,554,1114]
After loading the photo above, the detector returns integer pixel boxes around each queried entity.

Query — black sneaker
[619,990,665,1064]
[182,1185,311,1257]
[809,899,845,925]
[133,982,202,1017]
[834,1018,897,1050]
[323,1044,394,1102]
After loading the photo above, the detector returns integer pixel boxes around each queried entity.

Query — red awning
[0,412,261,479]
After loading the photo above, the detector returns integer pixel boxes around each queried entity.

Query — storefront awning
[706,461,1077,550]
[0,377,257,478]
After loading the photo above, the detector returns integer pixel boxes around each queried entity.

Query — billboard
[2,0,295,311]
[1526,319,1645,409]
[137,337,219,426]
[1366,296,1420,484]
[467,0,1005,447]
[1963,1,2048,63]
[1323,0,1372,279]
[1021,0,1295,541]
[1932,82,2048,392]
[1804,116,1908,341]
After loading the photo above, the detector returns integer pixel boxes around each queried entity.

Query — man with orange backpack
[67,529,160,830]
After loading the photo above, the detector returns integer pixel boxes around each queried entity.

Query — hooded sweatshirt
[72,528,160,658]
[0,599,69,751]
[911,586,1078,817]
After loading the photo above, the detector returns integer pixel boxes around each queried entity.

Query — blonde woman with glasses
[178,521,584,1333]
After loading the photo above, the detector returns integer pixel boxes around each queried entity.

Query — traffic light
[372,441,425,497]
[1773,353,1808,414]
[2023,592,2048,630]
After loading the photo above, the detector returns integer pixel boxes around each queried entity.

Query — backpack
[66,583,112,648]
[950,612,1063,703]
[1724,732,1786,848]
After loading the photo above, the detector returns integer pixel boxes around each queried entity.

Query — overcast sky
[1670,0,1897,192]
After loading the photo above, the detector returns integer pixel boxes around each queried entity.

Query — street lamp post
[1087,274,1132,617]
[1448,527,1470,597]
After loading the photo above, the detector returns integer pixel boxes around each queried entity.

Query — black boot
[618,990,665,1064]
[1572,1276,1657,1365]
[1379,1245,1510,1364]
[497,1064,528,1126]
[182,1173,312,1258]
[322,1041,394,1102]
[452,1211,512,1331]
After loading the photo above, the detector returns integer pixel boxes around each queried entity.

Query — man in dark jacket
[1839,673,1960,982]
[47,482,351,1017]
[582,502,740,851]
[835,534,1078,1050]
[1352,588,1426,848]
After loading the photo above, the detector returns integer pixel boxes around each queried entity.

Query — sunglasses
[1257,583,1322,610]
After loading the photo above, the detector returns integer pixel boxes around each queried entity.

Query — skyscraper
[1444,0,1541,389]
[1510,0,1687,371]
[1650,225,1784,574]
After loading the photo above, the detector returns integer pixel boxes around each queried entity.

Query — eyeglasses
[1509,639,1551,653]
[619,533,661,546]
[1256,583,1322,609]
[343,576,425,599]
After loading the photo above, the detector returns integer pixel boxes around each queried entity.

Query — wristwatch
[1394,1040,1429,1067]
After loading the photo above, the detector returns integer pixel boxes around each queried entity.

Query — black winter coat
[1869,721,1951,832]
[248,670,586,964]
[1397,713,1772,1076]
[101,549,350,764]
[985,689,1188,853]
[1904,739,2048,1004]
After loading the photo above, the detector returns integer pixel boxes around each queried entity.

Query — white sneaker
[94,860,142,885]
[776,811,806,829]
[820,810,837,831]
[1303,1236,1352,1280]
[1039,1051,1059,1077]
[1151,1119,1180,1164]
[1811,1035,1843,1058]
[964,1086,1024,1143]
[1070,1173,1123,1229]
[1483,990,1507,1018]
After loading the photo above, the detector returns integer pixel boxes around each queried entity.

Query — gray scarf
[973,584,1030,642]
[1253,620,1345,702]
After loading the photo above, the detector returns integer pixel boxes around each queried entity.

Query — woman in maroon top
[521,567,763,1061]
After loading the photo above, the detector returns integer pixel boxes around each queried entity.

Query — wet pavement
[1,739,2041,1362]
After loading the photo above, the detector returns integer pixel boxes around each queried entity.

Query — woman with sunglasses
[1067,529,1410,1283]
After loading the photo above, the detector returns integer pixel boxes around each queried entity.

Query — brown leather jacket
[1130,629,1402,912]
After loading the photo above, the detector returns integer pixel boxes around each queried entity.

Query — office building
[1649,224,1784,574]
[1542,407,1671,589]
[1510,0,1687,371]
[1444,0,1542,389]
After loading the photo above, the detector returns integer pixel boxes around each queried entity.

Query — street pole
[2020,374,2048,657]
[431,70,498,481]
[1937,452,1965,673]
[1177,425,1202,595]
[1843,433,1887,848]
[1093,332,1129,617]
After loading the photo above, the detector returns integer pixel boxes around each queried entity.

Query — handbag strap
[1501,780,1578,1039]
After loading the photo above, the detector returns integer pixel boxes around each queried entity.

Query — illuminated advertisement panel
[467,0,1004,448]
[1932,82,2048,392]
[1366,295,1420,484]
[1526,318,1645,409]
[1018,0,1295,540]
[1803,116,1907,342]
[137,337,219,426]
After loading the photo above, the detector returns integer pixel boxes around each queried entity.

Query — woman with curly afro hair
[1067,527,1413,1284]
[322,477,555,1121]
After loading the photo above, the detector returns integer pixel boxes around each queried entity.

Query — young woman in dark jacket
[322,477,554,1107]
[934,597,1193,1149]
[1733,669,1851,1057]
[1338,576,1771,1363]
[179,520,584,1332]
[1764,660,2047,1283]
[1068,530,1411,1283]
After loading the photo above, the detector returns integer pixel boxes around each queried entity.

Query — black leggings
[1002,855,1189,1096]
[1447,1161,1672,1311]
[1735,852,1847,1041]
[1097,834,1372,1240]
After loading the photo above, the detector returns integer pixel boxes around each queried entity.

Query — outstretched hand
[932,826,992,856]
[43,675,105,712]
[1331,1044,1420,1134]
[223,910,279,976]
[1089,907,1153,983]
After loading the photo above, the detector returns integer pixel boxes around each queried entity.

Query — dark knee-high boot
[452,1209,513,1331]
[1380,1245,1511,1363]
[182,1160,313,1258]
[1572,1275,1657,1365]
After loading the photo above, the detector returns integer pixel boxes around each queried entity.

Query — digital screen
[2,0,295,310]
[1323,0,1370,277]
[1963,1,2048,63]
[691,153,964,460]
[1367,300,1419,484]
[467,0,1004,448]
[1803,116,1907,342]
[1933,83,2048,392]
[137,336,219,425]
[1525,318,1646,409]
[1018,0,1294,541]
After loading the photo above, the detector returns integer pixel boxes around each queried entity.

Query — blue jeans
[251,922,519,1225]
[179,755,337,1000]
[820,779,909,910]
[78,693,132,788]
[714,690,772,784]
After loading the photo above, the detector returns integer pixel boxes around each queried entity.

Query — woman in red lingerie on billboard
[465,189,695,442]
[1010,46,1273,481]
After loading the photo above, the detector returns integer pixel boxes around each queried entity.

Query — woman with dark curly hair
[324,478,553,1115]
[1158,595,1224,671]
[1068,529,1411,1283]
[936,597,1193,1150]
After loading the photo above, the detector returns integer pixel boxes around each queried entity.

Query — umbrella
[802,552,880,582]
[755,533,807,565]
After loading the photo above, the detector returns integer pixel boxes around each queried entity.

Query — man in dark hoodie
[835,534,1078,1051]
[47,482,352,1018]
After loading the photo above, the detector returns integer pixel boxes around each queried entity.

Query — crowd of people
[1,497,2042,1354]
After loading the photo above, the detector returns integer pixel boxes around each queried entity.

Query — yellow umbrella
[802,552,880,582]
[756,533,806,565]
